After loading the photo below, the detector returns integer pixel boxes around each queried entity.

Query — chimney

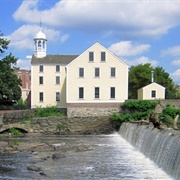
[151,71,154,83]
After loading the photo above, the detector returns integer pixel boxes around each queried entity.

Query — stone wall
[2,110,35,125]
[67,103,121,118]
[0,116,115,135]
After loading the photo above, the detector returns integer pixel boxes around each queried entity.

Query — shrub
[159,105,180,128]
[35,106,65,117]
[110,100,157,127]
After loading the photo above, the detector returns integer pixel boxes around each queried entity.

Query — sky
[1,0,180,85]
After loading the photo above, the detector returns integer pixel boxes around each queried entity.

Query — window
[39,92,43,102]
[151,90,156,98]
[95,68,100,77]
[89,52,94,62]
[56,65,60,72]
[110,87,115,99]
[56,76,60,84]
[39,65,43,72]
[111,67,116,77]
[95,87,100,99]
[79,87,84,99]
[79,68,84,77]
[56,92,60,102]
[101,52,106,61]
[39,76,43,84]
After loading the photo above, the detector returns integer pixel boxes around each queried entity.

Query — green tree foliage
[129,63,177,99]
[0,32,21,105]
[110,100,157,127]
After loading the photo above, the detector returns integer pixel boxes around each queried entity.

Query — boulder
[27,164,42,172]
[52,152,66,159]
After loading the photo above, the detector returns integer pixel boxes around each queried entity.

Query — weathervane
[40,19,42,30]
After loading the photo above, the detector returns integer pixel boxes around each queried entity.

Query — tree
[128,63,177,99]
[0,32,21,105]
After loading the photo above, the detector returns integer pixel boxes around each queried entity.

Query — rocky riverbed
[0,134,97,179]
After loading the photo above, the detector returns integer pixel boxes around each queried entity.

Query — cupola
[34,30,47,58]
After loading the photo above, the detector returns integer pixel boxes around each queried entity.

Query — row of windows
[39,87,116,102]
[79,87,116,99]
[39,92,60,102]
[89,51,106,62]
[79,67,116,78]
[39,76,60,85]
[39,65,60,73]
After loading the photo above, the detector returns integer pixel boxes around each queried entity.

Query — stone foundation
[67,103,121,118]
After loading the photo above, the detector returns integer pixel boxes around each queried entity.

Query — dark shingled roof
[31,54,79,65]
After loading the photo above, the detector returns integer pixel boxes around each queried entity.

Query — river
[0,133,173,180]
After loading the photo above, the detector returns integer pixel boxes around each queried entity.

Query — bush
[35,106,65,117]
[110,100,157,127]
[159,105,180,128]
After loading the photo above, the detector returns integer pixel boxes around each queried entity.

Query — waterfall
[119,123,180,179]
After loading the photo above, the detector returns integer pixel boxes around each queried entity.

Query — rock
[27,165,42,172]
[174,115,179,130]
[76,144,94,152]
[39,171,47,176]
[52,143,66,150]
[52,152,66,159]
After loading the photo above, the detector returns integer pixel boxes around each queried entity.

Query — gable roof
[139,82,166,90]
[66,42,129,68]
[31,54,79,65]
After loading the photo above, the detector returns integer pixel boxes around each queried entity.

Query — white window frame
[39,65,43,72]
[39,92,44,102]
[56,76,60,84]
[56,65,60,72]
[94,87,100,99]
[95,67,100,77]
[56,92,60,102]
[89,52,94,62]
[111,67,116,77]
[110,87,116,99]
[39,76,43,85]
[79,87,84,99]
[101,51,106,62]
[79,67,84,78]
[151,90,156,98]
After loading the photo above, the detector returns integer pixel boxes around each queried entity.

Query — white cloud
[5,24,69,50]
[172,59,180,66]
[125,56,158,67]
[108,41,150,57]
[13,0,180,39]
[161,46,180,57]
[15,59,31,70]
[171,69,180,84]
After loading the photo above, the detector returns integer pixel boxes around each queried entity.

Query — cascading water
[119,123,180,179]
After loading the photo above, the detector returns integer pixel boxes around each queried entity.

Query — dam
[119,122,180,179]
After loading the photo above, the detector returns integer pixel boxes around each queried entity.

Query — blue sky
[1,0,180,85]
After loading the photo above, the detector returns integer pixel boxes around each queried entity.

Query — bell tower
[34,23,47,58]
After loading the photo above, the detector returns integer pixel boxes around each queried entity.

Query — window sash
[56,65,60,72]
[39,92,43,102]
[151,90,156,98]
[101,52,106,61]
[56,76,60,84]
[111,67,116,77]
[39,65,43,72]
[95,87,99,98]
[79,68,84,77]
[110,87,115,98]
[39,76,43,84]
[79,87,84,99]
[56,92,60,102]
[89,52,94,62]
[95,68,100,77]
